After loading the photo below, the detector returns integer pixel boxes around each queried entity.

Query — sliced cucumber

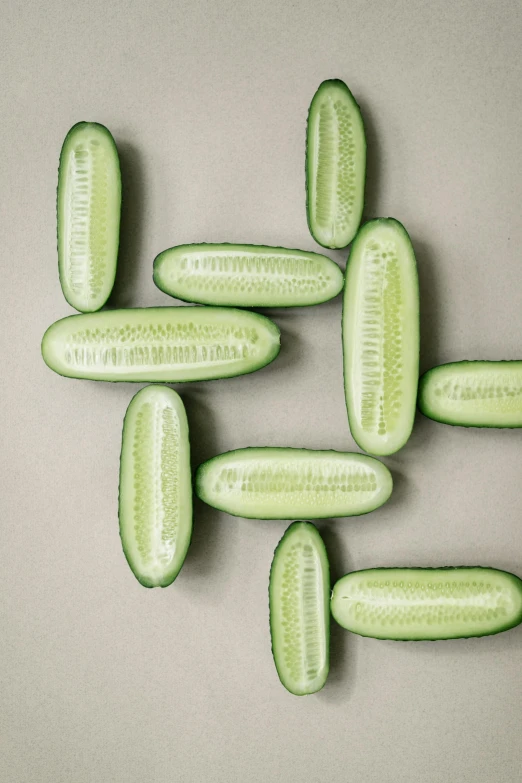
[57,122,121,312]
[196,448,392,519]
[153,243,344,307]
[343,219,419,456]
[269,522,330,695]
[306,79,366,249]
[331,567,522,640]
[119,386,192,587]
[419,361,522,427]
[41,306,280,382]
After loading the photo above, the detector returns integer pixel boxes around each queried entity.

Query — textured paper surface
[2,1,522,781]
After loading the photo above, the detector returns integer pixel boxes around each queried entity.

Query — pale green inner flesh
[155,246,343,306]
[344,223,419,455]
[422,364,522,426]
[331,569,522,640]
[42,309,279,381]
[271,526,328,694]
[308,85,365,247]
[59,126,120,311]
[199,451,392,518]
[120,387,191,586]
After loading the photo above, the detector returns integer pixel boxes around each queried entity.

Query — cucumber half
[119,386,192,587]
[343,219,419,456]
[331,567,522,641]
[306,79,366,249]
[153,243,344,307]
[57,122,121,312]
[196,448,392,519]
[418,361,522,427]
[269,522,330,695]
[41,306,280,382]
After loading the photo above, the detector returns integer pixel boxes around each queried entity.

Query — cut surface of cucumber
[269,522,330,695]
[306,79,366,249]
[196,448,392,519]
[418,361,522,427]
[331,567,522,640]
[153,243,344,307]
[343,219,419,456]
[57,122,121,312]
[41,306,280,382]
[119,386,192,587]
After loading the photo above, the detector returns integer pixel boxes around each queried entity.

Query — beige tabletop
[2,1,522,781]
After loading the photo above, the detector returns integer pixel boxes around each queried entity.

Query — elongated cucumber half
[331,567,522,641]
[196,448,392,519]
[41,306,280,382]
[418,361,522,427]
[269,522,330,695]
[306,79,366,249]
[57,122,121,312]
[343,219,419,456]
[153,243,344,307]
[119,386,192,587]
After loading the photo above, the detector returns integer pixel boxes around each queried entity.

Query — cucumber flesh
[270,522,330,695]
[153,244,344,307]
[331,567,522,640]
[57,122,121,312]
[41,306,280,382]
[343,219,419,456]
[195,448,392,519]
[419,361,522,427]
[119,386,192,587]
[306,79,366,249]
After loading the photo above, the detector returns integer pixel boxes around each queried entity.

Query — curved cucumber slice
[119,386,192,587]
[270,522,330,695]
[419,361,522,427]
[306,79,366,249]
[331,567,522,640]
[153,244,344,307]
[57,122,121,312]
[343,219,419,456]
[196,448,392,519]
[41,306,280,382]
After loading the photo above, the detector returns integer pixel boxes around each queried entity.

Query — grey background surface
[2,1,522,781]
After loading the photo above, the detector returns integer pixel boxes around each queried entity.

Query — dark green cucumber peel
[41,307,281,383]
[419,361,522,428]
[153,243,344,308]
[269,522,330,695]
[331,567,522,641]
[195,447,393,520]
[57,121,121,313]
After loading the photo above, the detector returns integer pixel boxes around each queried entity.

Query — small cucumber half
[196,448,392,519]
[153,244,344,307]
[331,567,522,641]
[418,361,522,427]
[270,522,330,695]
[119,386,192,587]
[343,219,419,456]
[57,122,121,312]
[41,306,280,382]
[306,79,366,249]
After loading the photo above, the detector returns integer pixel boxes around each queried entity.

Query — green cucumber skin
[342,218,420,456]
[41,307,281,383]
[306,79,366,249]
[269,522,330,696]
[153,243,344,308]
[57,121,121,313]
[418,361,522,428]
[118,386,192,588]
[331,567,522,641]
[195,447,393,520]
